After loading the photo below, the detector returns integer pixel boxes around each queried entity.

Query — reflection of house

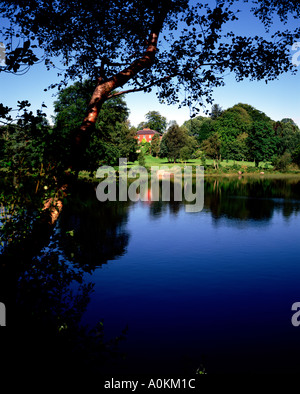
[136,128,162,143]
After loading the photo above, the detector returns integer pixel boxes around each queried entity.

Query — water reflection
[12,229,128,376]
[58,182,132,270]
[204,177,300,223]
[80,175,300,375]
[137,176,300,223]
[4,175,300,375]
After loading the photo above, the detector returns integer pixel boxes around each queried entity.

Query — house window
[149,135,152,139]
[143,135,146,139]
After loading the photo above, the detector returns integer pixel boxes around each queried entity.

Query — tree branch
[107,75,173,99]
[71,2,170,148]
[68,1,173,171]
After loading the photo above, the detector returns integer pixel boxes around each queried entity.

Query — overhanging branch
[107,74,173,99]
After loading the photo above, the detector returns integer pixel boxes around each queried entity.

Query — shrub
[292,145,300,167]
[231,163,242,171]
[137,151,146,166]
[272,152,292,172]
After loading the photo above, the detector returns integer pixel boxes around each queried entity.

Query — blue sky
[0,1,299,128]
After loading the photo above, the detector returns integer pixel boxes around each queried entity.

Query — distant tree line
[2,87,300,174]
[147,103,300,170]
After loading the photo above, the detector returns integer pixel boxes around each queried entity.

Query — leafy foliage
[52,79,138,168]
[195,103,300,168]
[163,123,189,162]
[272,151,292,171]
[138,111,167,134]
[273,118,300,156]
[0,102,64,254]
[214,104,252,159]
[210,104,223,120]
[200,132,221,161]
[1,0,299,112]
[1,0,299,173]
[247,121,278,166]
[151,133,161,157]
[182,115,211,139]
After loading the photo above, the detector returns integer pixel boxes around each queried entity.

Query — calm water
[58,176,300,375]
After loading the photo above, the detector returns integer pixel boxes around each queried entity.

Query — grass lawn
[131,155,273,170]
[79,155,300,181]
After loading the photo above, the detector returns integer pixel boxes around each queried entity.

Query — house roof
[137,128,161,135]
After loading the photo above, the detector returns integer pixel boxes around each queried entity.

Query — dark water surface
[58,176,300,375]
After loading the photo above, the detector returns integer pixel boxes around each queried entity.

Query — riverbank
[77,155,300,182]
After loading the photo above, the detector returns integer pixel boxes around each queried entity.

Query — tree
[272,151,292,171]
[210,104,223,120]
[292,145,300,167]
[214,104,252,159]
[273,119,300,156]
[144,111,167,134]
[180,146,192,163]
[151,133,161,157]
[138,151,146,166]
[281,118,298,127]
[182,116,208,138]
[158,133,169,159]
[226,132,249,161]
[1,0,299,172]
[164,123,188,162]
[53,79,138,167]
[200,133,221,163]
[247,121,278,166]
[197,118,216,144]
[0,101,60,176]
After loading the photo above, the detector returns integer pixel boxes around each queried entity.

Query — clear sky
[0,1,299,128]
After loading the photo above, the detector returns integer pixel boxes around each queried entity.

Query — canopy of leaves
[1,0,299,113]
[247,120,278,165]
[0,101,58,175]
[200,132,221,160]
[196,102,300,165]
[138,111,167,133]
[273,118,300,155]
[182,115,210,138]
[163,123,189,162]
[151,133,161,157]
[210,104,223,120]
[53,79,137,167]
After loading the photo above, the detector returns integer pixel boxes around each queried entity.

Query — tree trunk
[8,4,170,266]
[69,4,169,172]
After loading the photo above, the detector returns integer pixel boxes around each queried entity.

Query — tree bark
[70,4,169,171]
[5,4,171,267]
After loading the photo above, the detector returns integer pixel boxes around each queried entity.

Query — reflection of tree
[204,177,300,222]
[147,179,184,219]
[281,202,300,219]
[0,179,130,374]
[13,236,127,375]
[143,176,300,222]
[58,181,131,270]
[148,200,166,219]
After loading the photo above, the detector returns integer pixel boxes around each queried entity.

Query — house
[136,128,162,143]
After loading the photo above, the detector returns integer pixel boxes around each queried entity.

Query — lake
[20,175,300,375]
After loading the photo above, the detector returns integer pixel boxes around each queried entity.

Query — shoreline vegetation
[75,155,300,183]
